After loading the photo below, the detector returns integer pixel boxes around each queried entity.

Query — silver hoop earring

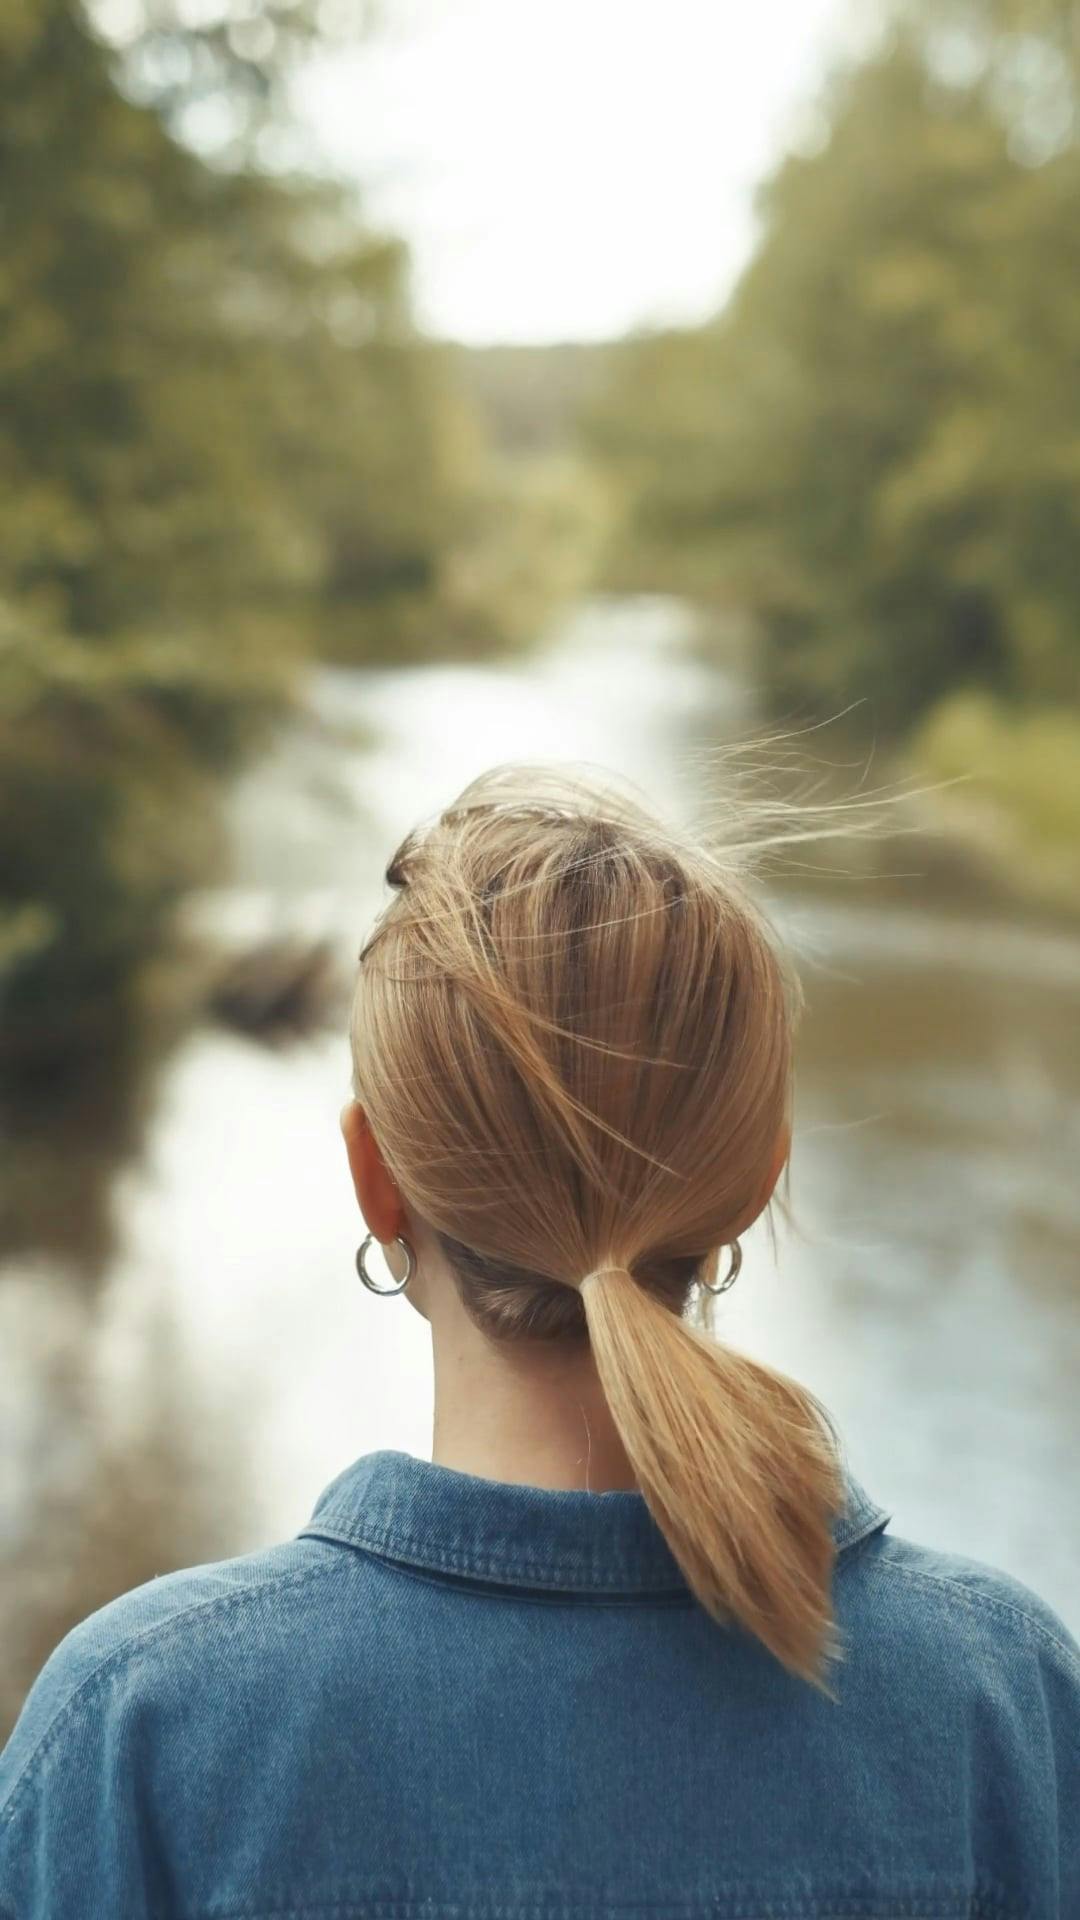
[701,1240,742,1296]
[355,1232,415,1296]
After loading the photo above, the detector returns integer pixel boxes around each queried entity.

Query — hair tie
[581,1264,631,1292]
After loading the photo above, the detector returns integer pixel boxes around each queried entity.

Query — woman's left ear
[339,1101,405,1245]
[763,1122,791,1207]
[727,1123,791,1240]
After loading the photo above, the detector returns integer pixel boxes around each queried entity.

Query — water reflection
[0,1263,254,1736]
[4,595,1078,1736]
[729,898,1080,1620]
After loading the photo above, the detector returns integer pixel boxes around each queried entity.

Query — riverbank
[907,694,1080,924]
[683,604,1080,929]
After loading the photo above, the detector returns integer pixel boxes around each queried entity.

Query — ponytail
[581,1264,846,1692]
[351,761,863,1693]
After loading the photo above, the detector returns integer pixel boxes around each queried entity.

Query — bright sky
[296,0,870,344]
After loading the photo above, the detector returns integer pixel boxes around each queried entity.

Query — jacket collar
[297,1446,891,1598]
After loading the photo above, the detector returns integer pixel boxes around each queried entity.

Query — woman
[1,761,1077,1918]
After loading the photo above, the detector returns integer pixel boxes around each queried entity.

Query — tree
[0,0,492,1271]
[586,1,1080,736]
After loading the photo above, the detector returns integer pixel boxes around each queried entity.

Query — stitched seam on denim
[300,1502,890,1581]
[833,1504,891,1558]
[180,1907,1011,1920]
[360,1549,700,1610]
[833,1523,892,1578]
[873,1559,1080,1684]
[181,1902,1000,1919]
[298,1519,688,1591]
[176,1882,1021,1920]
[0,1557,346,1832]
[340,1873,1018,1905]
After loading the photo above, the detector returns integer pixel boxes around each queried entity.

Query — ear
[339,1102,406,1244]
[761,1121,792,1211]
[727,1122,791,1239]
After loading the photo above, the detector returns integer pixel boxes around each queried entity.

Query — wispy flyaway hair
[348,759,852,1688]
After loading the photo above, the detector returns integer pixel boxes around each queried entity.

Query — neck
[428,1301,639,1494]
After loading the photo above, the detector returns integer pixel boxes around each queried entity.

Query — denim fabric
[1,1443,1078,1919]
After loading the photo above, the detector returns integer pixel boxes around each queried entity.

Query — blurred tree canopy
[586,0,1080,741]
[0,0,577,1270]
[1,0,483,667]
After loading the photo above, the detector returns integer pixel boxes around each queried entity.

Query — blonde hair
[348,760,847,1689]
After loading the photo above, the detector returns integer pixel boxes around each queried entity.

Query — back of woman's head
[348,761,846,1689]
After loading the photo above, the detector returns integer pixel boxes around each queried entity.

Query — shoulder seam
[0,1557,347,1832]
[872,1558,1080,1684]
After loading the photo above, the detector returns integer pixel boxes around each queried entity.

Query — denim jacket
[1,1445,1078,1920]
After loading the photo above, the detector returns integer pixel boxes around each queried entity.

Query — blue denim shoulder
[1,1451,1077,1920]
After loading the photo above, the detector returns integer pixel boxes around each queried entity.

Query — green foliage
[439,454,615,656]
[0,0,557,1270]
[911,692,1080,909]
[0,590,292,1264]
[452,343,613,459]
[84,0,374,158]
[0,1,480,657]
[586,4,1080,739]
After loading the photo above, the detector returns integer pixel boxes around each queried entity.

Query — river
[3,594,1078,1731]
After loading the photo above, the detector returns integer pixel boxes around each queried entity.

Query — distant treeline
[584,0,1080,906]
[452,343,612,458]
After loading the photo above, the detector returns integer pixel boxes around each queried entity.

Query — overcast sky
[295,0,873,345]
